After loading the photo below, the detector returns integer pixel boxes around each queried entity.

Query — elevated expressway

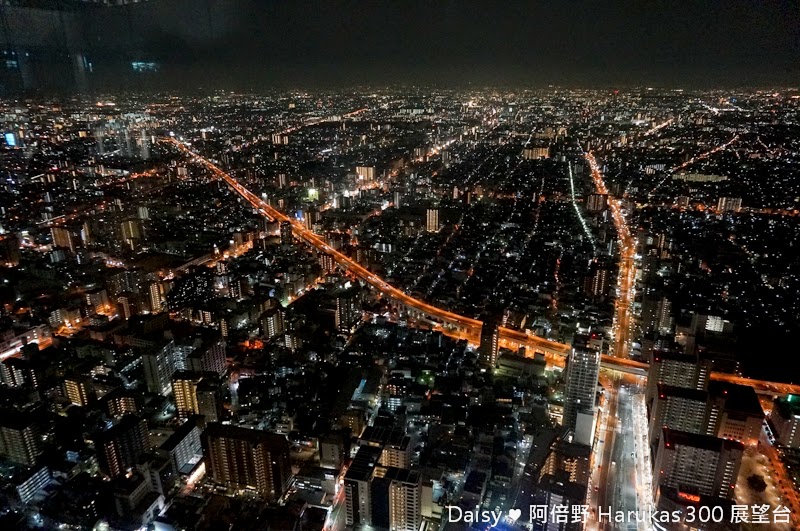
[166,138,800,398]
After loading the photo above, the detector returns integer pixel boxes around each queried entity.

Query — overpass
[166,138,800,398]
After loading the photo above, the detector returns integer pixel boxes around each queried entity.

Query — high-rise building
[359,426,413,470]
[63,374,96,407]
[279,221,293,246]
[645,350,710,410]
[120,219,142,250]
[584,263,610,299]
[172,371,222,422]
[372,467,422,531]
[522,146,550,160]
[345,445,383,526]
[148,281,165,313]
[586,193,607,213]
[478,322,499,368]
[356,165,376,181]
[334,285,361,332]
[303,210,318,231]
[0,358,37,388]
[648,385,710,449]
[426,208,439,232]
[196,379,223,423]
[142,340,182,396]
[771,394,800,449]
[319,252,336,273]
[158,416,203,477]
[185,336,226,376]
[96,415,150,478]
[716,196,742,213]
[51,226,80,253]
[102,388,139,419]
[653,428,743,500]
[261,307,285,339]
[172,371,204,420]
[529,473,587,531]
[562,345,600,445]
[706,381,763,447]
[340,409,366,438]
[201,423,292,501]
[319,432,346,470]
[540,438,592,487]
[654,297,673,333]
[0,411,43,466]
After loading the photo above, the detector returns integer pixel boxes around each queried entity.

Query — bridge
[166,138,800,398]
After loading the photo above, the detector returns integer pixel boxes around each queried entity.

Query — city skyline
[0,3,799,530]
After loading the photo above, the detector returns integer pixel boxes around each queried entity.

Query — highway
[165,138,800,399]
[585,151,635,359]
[167,137,485,341]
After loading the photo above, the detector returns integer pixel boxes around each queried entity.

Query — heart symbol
[508,508,522,521]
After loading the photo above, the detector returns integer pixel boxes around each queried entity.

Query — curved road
[166,138,800,397]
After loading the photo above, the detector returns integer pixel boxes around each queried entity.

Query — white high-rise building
[562,346,600,444]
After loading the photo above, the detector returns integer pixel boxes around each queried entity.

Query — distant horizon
[5,78,800,99]
[0,0,797,93]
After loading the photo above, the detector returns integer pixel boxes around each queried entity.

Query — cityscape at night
[0,1,799,531]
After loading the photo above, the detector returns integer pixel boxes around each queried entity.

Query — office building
[202,423,291,500]
[96,415,150,477]
[653,428,743,500]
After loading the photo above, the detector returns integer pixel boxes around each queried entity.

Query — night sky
[124,0,800,88]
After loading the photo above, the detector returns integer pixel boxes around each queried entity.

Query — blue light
[4,132,16,146]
